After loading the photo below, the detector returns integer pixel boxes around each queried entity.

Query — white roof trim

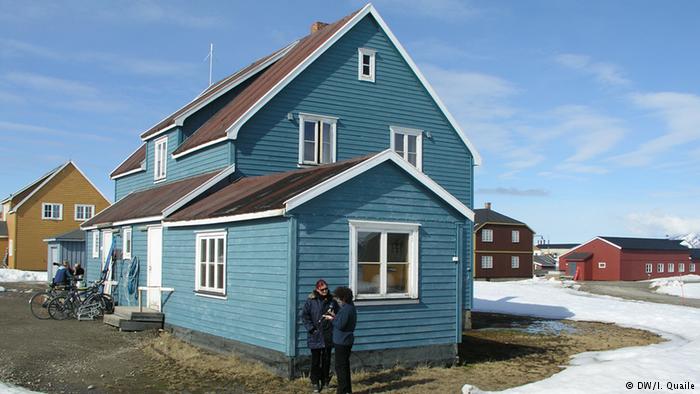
[164,209,284,228]
[225,4,481,166]
[9,162,71,213]
[110,167,145,180]
[285,150,474,221]
[594,237,623,250]
[162,164,236,217]
[3,163,64,205]
[140,41,298,143]
[113,216,163,227]
[172,136,229,159]
[70,161,112,203]
[109,144,146,179]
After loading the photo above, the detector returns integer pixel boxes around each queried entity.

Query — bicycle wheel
[48,296,72,320]
[29,291,52,320]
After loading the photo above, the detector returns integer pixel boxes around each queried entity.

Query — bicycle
[47,280,114,321]
[29,283,68,320]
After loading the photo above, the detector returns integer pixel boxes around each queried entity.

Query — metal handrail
[137,286,175,312]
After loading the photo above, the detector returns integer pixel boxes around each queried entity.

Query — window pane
[358,263,380,294]
[208,263,215,287]
[200,239,206,262]
[407,134,417,155]
[363,54,371,67]
[387,263,408,294]
[394,133,404,156]
[208,239,215,263]
[304,121,316,142]
[357,232,380,262]
[363,65,371,75]
[53,204,61,218]
[407,152,417,167]
[387,233,408,262]
[200,263,206,287]
[321,122,332,163]
[217,238,224,263]
[303,141,315,162]
[216,263,224,289]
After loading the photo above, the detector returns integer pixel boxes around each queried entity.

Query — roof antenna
[204,43,214,87]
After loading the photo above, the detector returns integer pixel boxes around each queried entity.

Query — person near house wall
[326,286,356,394]
[302,279,339,393]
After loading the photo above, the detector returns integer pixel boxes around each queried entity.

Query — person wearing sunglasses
[302,279,339,392]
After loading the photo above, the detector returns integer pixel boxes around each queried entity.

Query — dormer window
[358,48,375,82]
[390,126,422,170]
[154,136,168,181]
[299,113,337,165]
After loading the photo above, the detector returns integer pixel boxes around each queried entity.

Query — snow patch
[648,276,700,299]
[0,269,47,283]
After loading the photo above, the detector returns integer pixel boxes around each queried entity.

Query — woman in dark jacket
[302,279,339,392]
[326,286,356,394]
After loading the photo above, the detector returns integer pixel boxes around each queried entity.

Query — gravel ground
[579,280,700,308]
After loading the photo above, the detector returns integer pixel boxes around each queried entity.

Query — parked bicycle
[28,282,68,320]
[47,280,114,320]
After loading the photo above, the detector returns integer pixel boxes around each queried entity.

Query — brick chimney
[484,202,491,210]
[311,21,328,33]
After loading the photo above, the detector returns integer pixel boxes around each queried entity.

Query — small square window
[598,262,606,269]
[679,263,685,273]
[75,204,95,221]
[42,203,63,220]
[645,263,653,274]
[390,126,423,170]
[482,229,493,242]
[358,48,375,82]
[690,263,696,273]
[298,113,337,166]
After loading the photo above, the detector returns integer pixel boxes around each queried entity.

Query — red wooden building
[560,237,694,281]
[474,203,534,279]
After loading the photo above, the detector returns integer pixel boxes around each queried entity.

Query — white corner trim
[162,164,236,217]
[112,216,163,227]
[225,4,481,166]
[284,150,474,221]
[163,209,285,228]
[226,4,373,140]
[11,161,71,213]
[171,136,229,159]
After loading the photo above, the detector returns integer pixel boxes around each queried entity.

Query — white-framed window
[154,136,168,181]
[390,126,422,170]
[298,113,337,166]
[41,203,63,220]
[349,220,419,300]
[598,262,606,269]
[358,47,376,82]
[645,263,653,274]
[668,263,674,273]
[122,227,132,260]
[691,263,696,273]
[74,204,95,221]
[511,256,520,269]
[482,229,493,242]
[679,263,685,273]
[657,263,664,273]
[481,255,493,269]
[92,231,99,258]
[195,231,227,295]
[512,230,520,243]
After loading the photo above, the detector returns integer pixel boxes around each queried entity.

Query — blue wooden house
[82,4,480,376]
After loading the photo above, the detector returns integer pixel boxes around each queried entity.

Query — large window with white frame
[481,255,493,269]
[195,231,227,295]
[42,203,63,220]
[511,256,520,269]
[154,136,168,181]
[122,227,132,260]
[92,231,99,258]
[299,113,337,166]
[512,230,520,243]
[74,204,94,221]
[349,220,419,300]
[390,126,422,170]
[482,229,493,242]
[358,47,376,82]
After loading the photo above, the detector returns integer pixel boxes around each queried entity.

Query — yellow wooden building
[1,162,110,271]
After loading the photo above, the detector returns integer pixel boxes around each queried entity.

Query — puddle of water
[481,319,577,335]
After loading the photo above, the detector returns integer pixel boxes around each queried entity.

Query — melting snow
[0,269,47,283]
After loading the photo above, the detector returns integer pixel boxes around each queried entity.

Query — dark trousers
[334,344,352,394]
[310,347,332,385]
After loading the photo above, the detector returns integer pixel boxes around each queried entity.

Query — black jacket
[301,291,339,349]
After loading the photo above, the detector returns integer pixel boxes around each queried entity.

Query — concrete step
[104,306,164,331]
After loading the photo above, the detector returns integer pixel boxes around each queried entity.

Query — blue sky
[1,0,699,242]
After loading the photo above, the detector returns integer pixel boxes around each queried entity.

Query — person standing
[302,279,339,393]
[326,286,356,394]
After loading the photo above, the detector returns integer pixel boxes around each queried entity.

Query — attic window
[358,48,375,82]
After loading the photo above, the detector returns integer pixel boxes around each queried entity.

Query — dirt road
[579,280,700,308]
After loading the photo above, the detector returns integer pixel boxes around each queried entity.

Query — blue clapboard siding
[291,161,465,354]
[85,230,101,283]
[114,170,150,201]
[162,219,290,353]
[236,14,473,207]
[58,241,85,267]
[108,226,148,306]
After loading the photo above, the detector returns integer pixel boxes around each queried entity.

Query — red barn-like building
[560,237,694,281]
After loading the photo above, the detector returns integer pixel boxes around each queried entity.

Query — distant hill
[672,232,700,248]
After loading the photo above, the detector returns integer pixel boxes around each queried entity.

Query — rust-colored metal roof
[83,171,220,227]
[167,154,374,222]
[172,9,361,156]
[110,144,146,178]
[139,44,294,140]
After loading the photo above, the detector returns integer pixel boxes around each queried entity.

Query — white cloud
[555,53,629,86]
[626,212,700,237]
[551,105,626,163]
[612,92,700,166]
[5,72,98,96]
